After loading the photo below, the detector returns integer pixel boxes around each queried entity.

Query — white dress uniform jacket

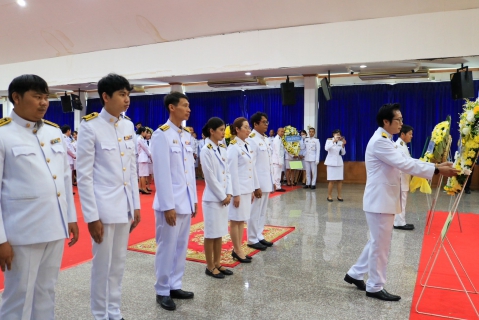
[246,129,273,193]
[324,139,346,166]
[304,137,320,163]
[363,128,434,214]
[0,112,76,245]
[137,136,152,163]
[395,137,411,191]
[77,109,141,223]
[227,138,258,196]
[64,134,76,166]
[272,135,285,166]
[201,138,232,202]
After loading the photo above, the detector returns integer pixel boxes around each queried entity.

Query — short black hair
[72,131,78,135]
[97,73,132,106]
[164,91,188,113]
[300,129,307,135]
[309,127,316,132]
[61,124,71,134]
[250,112,267,127]
[400,124,413,135]
[136,127,146,135]
[8,74,49,104]
[376,103,401,127]
[332,129,342,135]
[202,117,225,138]
[135,122,142,127]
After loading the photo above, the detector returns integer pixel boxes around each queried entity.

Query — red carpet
[0,181,299,290]
[410,211,479,319]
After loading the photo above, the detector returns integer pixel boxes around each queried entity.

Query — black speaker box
[60,95,73,113]
[281,82,296,106]
[451,71,475,100]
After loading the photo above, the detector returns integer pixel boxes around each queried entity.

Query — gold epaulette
[43,119,59,128]
[219,144,226,148]
[159,124,170,131]
[0,117,12,127]
[183,127,191,133]
[207,143,213,149]
[264,134,267,137]
[249,133,255,138]
[82,112,99,121]
[327,138,332,140]
[381,133,388,139]
[123,115,131,121]
[230,140,237,145]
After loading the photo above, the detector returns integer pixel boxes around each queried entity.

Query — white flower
[464,168,472,175]
[466,110,475,122]
[454,151,459,160]
[462,127,471,135]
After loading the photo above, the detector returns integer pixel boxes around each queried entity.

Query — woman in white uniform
[325,129,346,202]
[136,127,151,194]
[200,117,233,279]
[145,129,153,191]
[227,117,257,263]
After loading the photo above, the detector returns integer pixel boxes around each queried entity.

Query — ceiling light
[360,65,367,68]
[245,72,251,76]
[17,0,26,6]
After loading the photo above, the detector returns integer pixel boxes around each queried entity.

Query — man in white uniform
[151,92,197,311]
[246,112,274,251]
[394,124,415,231]
[272,127,286,192]
[77,74,141,320]
[0,74,78,319]
[344,103,458,301]
[303,128,320,189]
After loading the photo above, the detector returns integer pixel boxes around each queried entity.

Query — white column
[74,92,88,130]
[2,98,14,117]
[303,75,319,130]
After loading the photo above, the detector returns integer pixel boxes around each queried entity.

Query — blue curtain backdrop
[44,100,75,129]
[318,81,479,161]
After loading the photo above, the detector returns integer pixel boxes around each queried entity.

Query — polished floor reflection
[3,183,478,319]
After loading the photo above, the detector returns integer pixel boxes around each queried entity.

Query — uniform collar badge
[51,137,61,144]
[400,141,404,146]
[124,135,133,140]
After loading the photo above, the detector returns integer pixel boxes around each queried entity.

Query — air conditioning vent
[207,77,266,88]
[359,70,429,81]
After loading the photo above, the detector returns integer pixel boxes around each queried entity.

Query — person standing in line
[393,125,415,231]
[77,73,141,320]
[197,133,206,179]
[200,117,234,278]
[0,74,79,319]
[303,127,320,189]
[61,124,77,191]
[268,129,276,148]
[325,129,347,202]
[145,128,153,192]
[299,129,307,185]
[137,126,152,194]
[71,130,78,186]
[246,112,274,251]
[228,117,258,263]
[344,103,458,301]
[272,127,286,192]
[151,92,197,311]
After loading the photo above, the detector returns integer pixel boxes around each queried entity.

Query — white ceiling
[1,0,478,65]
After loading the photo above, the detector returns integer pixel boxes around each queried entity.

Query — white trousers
[154,212,191,296]
[0,239,64,320]
[347,211,395,293]
[304,161,317,186]
[91,223,130,320]
[394,191,408,227]
[248,193,270,243]
[273,164,283,189]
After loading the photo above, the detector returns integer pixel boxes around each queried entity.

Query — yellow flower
[468,150,476,158]
[466,159,473,166]
[474,106,479,114]
[225,126,231,139]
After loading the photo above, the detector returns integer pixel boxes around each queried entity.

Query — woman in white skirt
[324,129,346,202]
[200,117,233,279]
[137,127,152,194]
[227,117,258,263]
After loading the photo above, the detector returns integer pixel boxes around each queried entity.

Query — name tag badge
[124,135,133,141]
[51,138,61,144]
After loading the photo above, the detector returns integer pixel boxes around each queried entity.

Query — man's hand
[254,188,262,199]
[342,138,347,145]
[222,194,232,206]
[68,222,79,247]
[0,242,14,272]
[437,162,460,177]
[233,195,241,208]
[165,209,177,226]
[192,203,197,218]
[88,220,104,244]
[130,209,141,233]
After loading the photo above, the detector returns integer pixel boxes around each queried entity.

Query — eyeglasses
[241,126,252,131]
[261,120,269,125]
[392,118,403,123]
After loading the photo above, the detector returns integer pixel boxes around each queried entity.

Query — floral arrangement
[421,116,451,163]
[225,125,232,145]
[444,98,479,195]
[282,125,300,156]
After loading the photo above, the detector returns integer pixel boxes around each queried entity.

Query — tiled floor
[2,183,478,319]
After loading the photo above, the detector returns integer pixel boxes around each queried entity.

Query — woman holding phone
[325,129,346,201]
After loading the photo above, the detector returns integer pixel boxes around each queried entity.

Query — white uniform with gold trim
[394,137,411,227]
[272,135,285,189]
[0,111,76,320]
[304,137,320,186]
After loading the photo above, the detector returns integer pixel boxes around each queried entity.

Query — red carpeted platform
[0,181,299,290]
[410,211,479,319]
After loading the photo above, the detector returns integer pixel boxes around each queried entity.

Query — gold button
[53,175,57,179]
[123,167,126,171]
[185,170,188,173]
[118,138,122,142]
[184,158,187,161]
[187,183,190,186]
[124,182,127,186]
[57,192,61,197]
[115,123,118,127]
[40,142,44,147]
[223,179,225,181]
[33,129,37,134]
[26,123,31,128]
[249,169,251,171]
[121,152,124,156]
[222,171,225,174]
[110,118,114,122]
[249,176,251,178]
[46,158,50,163]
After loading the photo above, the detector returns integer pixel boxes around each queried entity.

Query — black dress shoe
[245,255,253,259]
[337,197,344,202]
[232,250,252,263]
[344,274,366,291]
[205,268,225,279]
[247,242,267,251]
[366,289,401,301]
[303,185,310,189]
[327,197,333,202]
[259,239,273,247]
[310,186,316,190]
[156,295,176,311]
[170,289,194,299]
[393,224,414,230]
[276,188,286,192]
[216,265,233,275]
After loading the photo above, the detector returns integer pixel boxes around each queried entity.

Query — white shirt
[227,137,258,196]
[246,129,274,193]
[271,135,285,165]
[137,136,152,163]
[324,139,346,166]
[63,134,76,165]
[77,108,140,223]
[0,111,76,245]
[304,137,320,163]
[200,138,232,202]
[395,137,411,191]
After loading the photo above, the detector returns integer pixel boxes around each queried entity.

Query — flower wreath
[282,125,300,156]
[421,116,451,163]
[444,98,479,195]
